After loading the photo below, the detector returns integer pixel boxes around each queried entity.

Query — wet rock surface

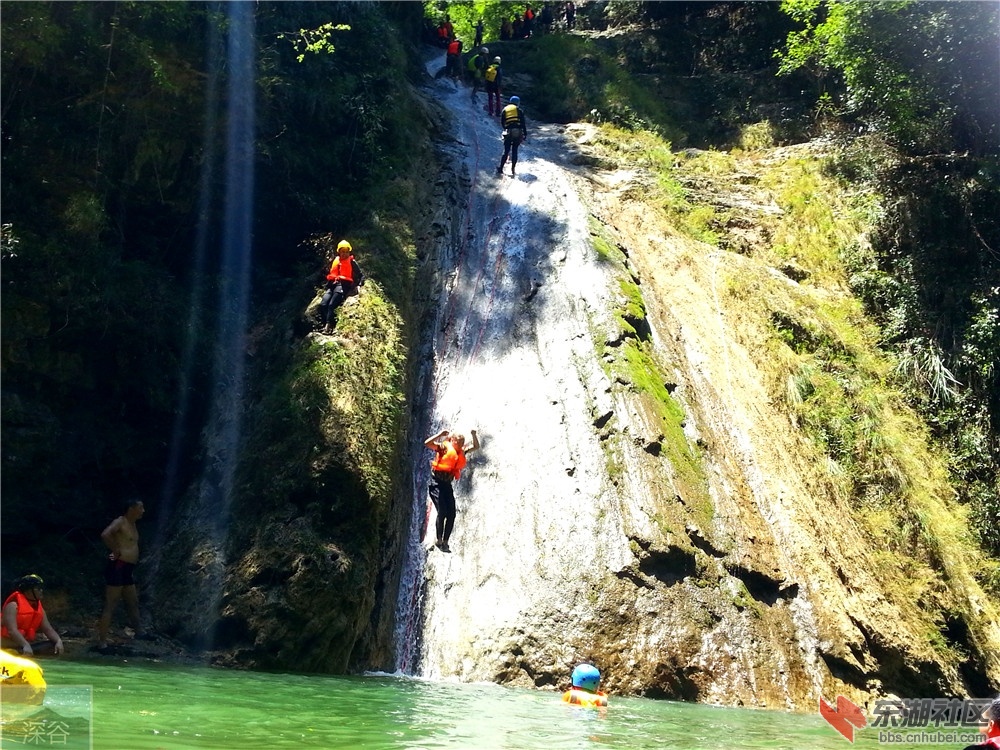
[397,54,999,708]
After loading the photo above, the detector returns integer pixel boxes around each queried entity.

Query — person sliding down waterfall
[424,428,479,552]
[496,96,527,177]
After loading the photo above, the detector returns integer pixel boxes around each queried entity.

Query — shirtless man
[97,499,148,649]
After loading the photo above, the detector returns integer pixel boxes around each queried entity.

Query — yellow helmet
[337,240,352,253]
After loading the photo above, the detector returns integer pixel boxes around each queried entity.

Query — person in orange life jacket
[496,96,527,177]
[1,574,63,656]
[964,696,1000,750]
[425,428,480,552]
[484,57,503,116]
[445,38,463,79]
[319,239,365,334]
[562,663,608,707]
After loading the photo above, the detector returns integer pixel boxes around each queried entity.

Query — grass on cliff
[587,217,713,534]
[582,115,1000,662]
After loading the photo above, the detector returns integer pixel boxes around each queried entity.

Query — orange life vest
[328,255,356,283]
[562,688,608,708]
[431,441,466,480]
[447,40,460,55]
[1,591,44,642]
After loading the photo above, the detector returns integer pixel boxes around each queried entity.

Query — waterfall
[392,52,620,679]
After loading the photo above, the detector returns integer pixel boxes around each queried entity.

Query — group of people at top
[499,2,577,40]
[434,2,577,50]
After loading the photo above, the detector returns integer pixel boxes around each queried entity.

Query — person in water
[1,574,64,656]
[424,428,479,552]
[562,663,608,707]
[97,499,151,649]
[964,696,1000,750]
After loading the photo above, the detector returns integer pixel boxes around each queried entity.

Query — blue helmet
[509,95,520,105]
[571,663,601,691]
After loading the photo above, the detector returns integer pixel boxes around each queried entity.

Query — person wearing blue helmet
[562,663,608,707]
[496,95,527,177]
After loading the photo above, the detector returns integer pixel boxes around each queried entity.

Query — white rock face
[391,50,1000,707]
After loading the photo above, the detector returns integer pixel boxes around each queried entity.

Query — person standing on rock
[97,499,152,651]
[445,38,463,79]
[424,428,479,552]
[496,95,527,177]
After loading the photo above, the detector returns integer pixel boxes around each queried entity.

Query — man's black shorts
[428,473,456,517]
[104,559,137,587]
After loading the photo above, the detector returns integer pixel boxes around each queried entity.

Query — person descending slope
[484,56,503,116]
[562,663,608,707]
[496,96,528,177]
[445,38,463,79]
[467,46,489,101]
[424,428,480,552]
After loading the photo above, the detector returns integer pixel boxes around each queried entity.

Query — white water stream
[395,53,637,681]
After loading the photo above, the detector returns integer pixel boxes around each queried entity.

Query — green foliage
[779,0,1000,557]
[777,0,1000,155]
[244,282,406,522]
[278,21,350,63]
[0,1,431,601]
[423,1,510,46]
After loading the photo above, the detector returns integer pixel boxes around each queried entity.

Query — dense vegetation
[1,1,428,616]
[1,0,996,638]
[425,0,999,565]
[774,0,1000,558]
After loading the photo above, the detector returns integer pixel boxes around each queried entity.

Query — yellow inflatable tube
[0,649,47,705]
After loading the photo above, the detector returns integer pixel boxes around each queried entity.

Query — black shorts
[104,559,137,587]
[428,473,456,518]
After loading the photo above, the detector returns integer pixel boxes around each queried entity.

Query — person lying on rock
[424,428,479,552]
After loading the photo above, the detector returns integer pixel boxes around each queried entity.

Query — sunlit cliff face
[395,57,999,706]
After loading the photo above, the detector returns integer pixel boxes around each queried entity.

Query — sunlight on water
[24,661,956,750]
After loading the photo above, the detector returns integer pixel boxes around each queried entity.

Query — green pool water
[2,659,978,749]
